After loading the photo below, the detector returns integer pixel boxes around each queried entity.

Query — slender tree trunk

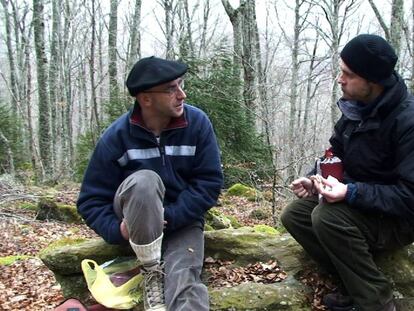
[33,0,51,178]
[89,0,100,133]
[411,0,414,92]
[389,0,404,57]
[287,0,301,182]
[221,0,243,101]
[49,0,61,174]
[127,0,142,70]
[108,0,120,120]
[164,0,175,59]
[24,29,38,174]
[329,0,340,127]
[0,130,15,176]
[241,0,260,125]
[199,0,210,59]
[1,0,18,111]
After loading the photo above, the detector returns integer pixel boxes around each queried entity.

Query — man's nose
[177,87,186,99]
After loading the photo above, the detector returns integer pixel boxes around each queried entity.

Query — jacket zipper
[157,134,166,166]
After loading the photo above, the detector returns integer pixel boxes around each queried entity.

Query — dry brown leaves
[299,269,338,311]
[204,257,287,288]
[0,258,64,310]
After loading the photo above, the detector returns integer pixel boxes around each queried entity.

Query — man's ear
[136,93,151,107]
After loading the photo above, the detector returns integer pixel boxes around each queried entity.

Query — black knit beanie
[340,34,398,86]
[126,56,188,96]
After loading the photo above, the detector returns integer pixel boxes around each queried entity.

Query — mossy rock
[205,208,241,230]
[35,197,83,223]
[249,209,269,220]
[226,183,258,201]
[205,228,310,272]
[55,273,90,302]
[209,280,311,310]
[227,214,242,229]
[39,237,133,275]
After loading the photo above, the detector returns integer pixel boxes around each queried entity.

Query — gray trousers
[114,170,209,311]
[281,196,414,311]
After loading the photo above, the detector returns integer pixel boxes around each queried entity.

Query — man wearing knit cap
[282,34,414,311]
[77,56,223,311]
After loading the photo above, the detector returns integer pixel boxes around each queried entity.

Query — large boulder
[40,228,414,310]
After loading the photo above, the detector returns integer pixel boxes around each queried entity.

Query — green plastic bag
[81,257,143,309]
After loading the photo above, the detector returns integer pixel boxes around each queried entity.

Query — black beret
[126,56,188,96]
[340,34,398,87]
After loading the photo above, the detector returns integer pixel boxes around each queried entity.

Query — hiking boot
[142,264,166,311]
[323,292,358,311]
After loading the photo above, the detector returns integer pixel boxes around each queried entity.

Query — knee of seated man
[127,169,164,191]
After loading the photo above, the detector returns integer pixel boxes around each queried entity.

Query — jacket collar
[338,74,408,123]
[129,101,188,137]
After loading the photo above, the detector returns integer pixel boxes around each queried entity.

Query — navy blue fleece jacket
[77,103,223,244]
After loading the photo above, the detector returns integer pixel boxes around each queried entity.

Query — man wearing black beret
[282,34,414,311]
[77,56,223,311]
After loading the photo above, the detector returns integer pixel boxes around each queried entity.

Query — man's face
[337,60,376,103]
[144,77,186,118]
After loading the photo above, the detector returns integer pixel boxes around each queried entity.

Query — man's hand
[290,177,315,198]
[120,220,129,240]
[312,175,347,203]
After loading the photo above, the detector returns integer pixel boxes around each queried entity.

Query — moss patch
[0,255,34,266]
[253,224,279,235]
[41,237,88,252]
[226,183,257,201]
[19,202,38,211]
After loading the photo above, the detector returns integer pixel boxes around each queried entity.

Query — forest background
[0,0,412,193]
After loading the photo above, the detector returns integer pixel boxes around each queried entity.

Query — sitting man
[281,34,414,311]
[77,56,223,311]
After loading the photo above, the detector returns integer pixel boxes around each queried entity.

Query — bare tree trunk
[390,0,404,56]
[411,0,414,92]
[367,0,390,40]
[177,0,191,59]
[163,0,175,59]
[199,0,210,59]
[127,0,142,70]
[33,0,51,178]
[221,0,243,101]
[49,0,61,174]
[24,28,38,174]
[1,0,18,111]
[0,130,15,176]
[89,0,100,134]
[108,0,120,119]
[287,0,302,182]
[312,0,359,128]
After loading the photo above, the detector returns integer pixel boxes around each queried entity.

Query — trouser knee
[114,169,165,244]
[123,169,165,199]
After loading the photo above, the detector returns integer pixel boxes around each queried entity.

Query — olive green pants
[281,196,414,311]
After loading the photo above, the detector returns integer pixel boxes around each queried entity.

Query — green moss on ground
[0,255,34,266]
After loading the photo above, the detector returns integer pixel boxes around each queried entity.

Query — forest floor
[0,178,332,311]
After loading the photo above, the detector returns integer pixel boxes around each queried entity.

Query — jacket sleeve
[77,139,125,244]
[163,118,223,232]
[352,122,414,218]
